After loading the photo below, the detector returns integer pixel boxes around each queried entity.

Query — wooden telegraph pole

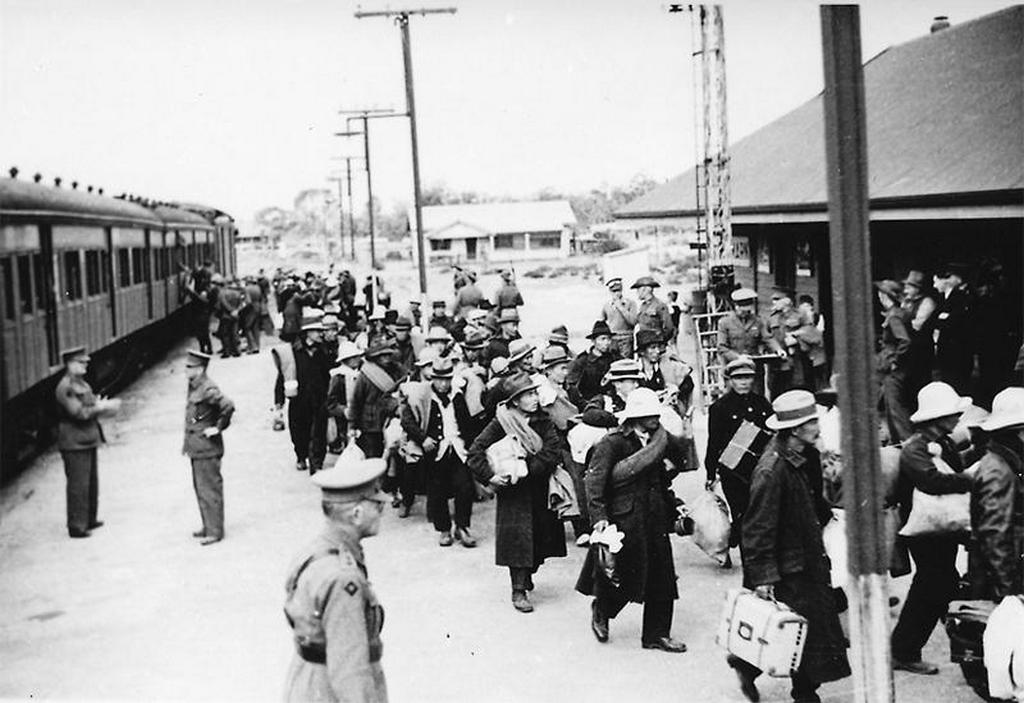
[354,6,457,298]
[820,6,895,702]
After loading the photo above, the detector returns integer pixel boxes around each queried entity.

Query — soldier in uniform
[703,356,772,566]
[182,350,235,545]
[766,288,801,397]
[632,275,676,346]
[54,346,120,538]
[600,278,638,358]
[283,458,389,703]
[493,269,524,310]
[717,288,784,396]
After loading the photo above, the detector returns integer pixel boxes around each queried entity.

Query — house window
[494,233,525,250]
[795,238,815,277]
[530,232,561,249]
[756,239,772,274]
[733,236,751,267]
[430,239,452,251]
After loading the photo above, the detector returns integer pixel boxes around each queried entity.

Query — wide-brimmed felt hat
[489,356,512,378]
[508,339,536,364]
[548,325,569,345]
[937,262,970,279]
[394,315,413,331]
[430,356,455,379]
[415,347,440,368]
[301,309,327,331]
[425,326,453,343]
[910,382,972,424]
[635,329,663,350]
[502,372,539,403]
[313,458,389,504]
[766,389,819,430]
[586,320,612,339]
[461,329,489,349]
[336,340,363,362]
[540,345,570,369]
[901,270,928,289]
[731,288,757,304]
[604,359,643,383]
[497,308,520,324]
[618,388,663,421]
[630,275,660,289]
[978,388,1024,432]
[365,338,398,359]
[724,356,756,378]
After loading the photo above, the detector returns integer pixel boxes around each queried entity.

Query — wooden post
[820,6,894,702]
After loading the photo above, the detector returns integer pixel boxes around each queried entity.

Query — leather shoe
[511,590,533,613]
[398,505,412,518]
[893,658,939,675]
[87,521,104,530]
[68,529,91,538]
[454,527,477,548]
[642,636,688,653]
[590,600,609,642]
[192,529,207,538]
[199,536,223,546]
[295,459,307,472]
[524,573,534,591]
[727,656,760,702]
[438,531,454,547]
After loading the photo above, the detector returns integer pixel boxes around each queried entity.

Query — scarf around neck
[495,404,543,455]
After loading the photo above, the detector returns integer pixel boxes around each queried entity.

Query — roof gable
[618,6,1024,218]
[423,200,576,235]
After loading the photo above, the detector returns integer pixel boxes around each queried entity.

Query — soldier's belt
[297,643,327,664]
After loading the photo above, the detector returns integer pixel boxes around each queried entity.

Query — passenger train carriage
[0,172,236,474]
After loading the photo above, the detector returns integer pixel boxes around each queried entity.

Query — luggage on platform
[718,420,772,478]
[716,587,807,677]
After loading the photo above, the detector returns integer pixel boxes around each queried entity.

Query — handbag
[899,456,972,537]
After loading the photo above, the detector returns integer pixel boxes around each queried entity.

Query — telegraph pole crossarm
[354,6,457,297]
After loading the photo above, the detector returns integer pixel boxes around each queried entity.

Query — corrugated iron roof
[617,6,1024,218]
[423,200,577,236]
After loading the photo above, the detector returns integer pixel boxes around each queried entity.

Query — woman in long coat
[731,389,850,703]
[467,373,566,613]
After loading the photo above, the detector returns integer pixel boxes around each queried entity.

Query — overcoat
[742,437,850,685]
[968,434,1024,600]
[575,427,685,603]
[565,348,620,409]
[466,412,566,568]
[55,374,105,450]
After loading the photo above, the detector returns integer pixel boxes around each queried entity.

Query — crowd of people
[52,257,1022,703]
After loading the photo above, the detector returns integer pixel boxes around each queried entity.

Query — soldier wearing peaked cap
[717,288,782,396]
[183,350,235,545]
[55,346,120,538]
[283,459,389,703]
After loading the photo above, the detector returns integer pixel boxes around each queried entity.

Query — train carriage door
[37,224,58,368]
[105,227,117,336]
[144,229,154,320]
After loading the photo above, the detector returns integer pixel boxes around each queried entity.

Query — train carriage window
[32,253,48,312]
[118,249,131,287]
[2,258,14,320]
[131,248,148,284]
[63,251,83,300]
[17,255,33,314]
[101,250,111,293]
[85,250,101,296]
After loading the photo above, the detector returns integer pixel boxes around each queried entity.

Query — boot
[590,600,609,642]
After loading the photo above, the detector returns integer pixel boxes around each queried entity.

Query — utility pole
[354,6,457,297]
[326,175,346,258]
[330,155,365,261]
[820,6,894,703]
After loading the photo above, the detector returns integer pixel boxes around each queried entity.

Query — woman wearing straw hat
[731,389,850,703]
[967,387,1024,601]
[467,373,566,613]
[890,381,977,675]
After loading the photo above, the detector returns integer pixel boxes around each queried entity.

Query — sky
[0,0,1012,229]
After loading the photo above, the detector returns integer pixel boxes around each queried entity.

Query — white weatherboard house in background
[420,200,576,265]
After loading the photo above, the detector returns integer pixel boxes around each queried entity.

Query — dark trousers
[194,312,212,354]
[891,535,960,661]
[219,318,240,356]
[768,368,794,400]
[191,457,224,538]
[395,454,417,507]
[594,593,674,642]
[729,656,820,702]
[720,471,749,549]
[880,370,913,444]
[426,449,473,532]
[241,310,260,352]
[509,566,537,590]
[289,400,328,470]
[61,448,98,533]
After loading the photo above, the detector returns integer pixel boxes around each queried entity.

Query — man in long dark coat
[731,389,850,703]
[934,263,975,395]
[467,373,566,613]
[350,340,401,459]
[576,388,689,652]
[566,320,620,409]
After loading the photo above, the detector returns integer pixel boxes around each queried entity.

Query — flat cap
[724,356,756,378]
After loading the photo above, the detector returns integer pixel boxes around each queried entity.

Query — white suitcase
[716,587,807,677]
